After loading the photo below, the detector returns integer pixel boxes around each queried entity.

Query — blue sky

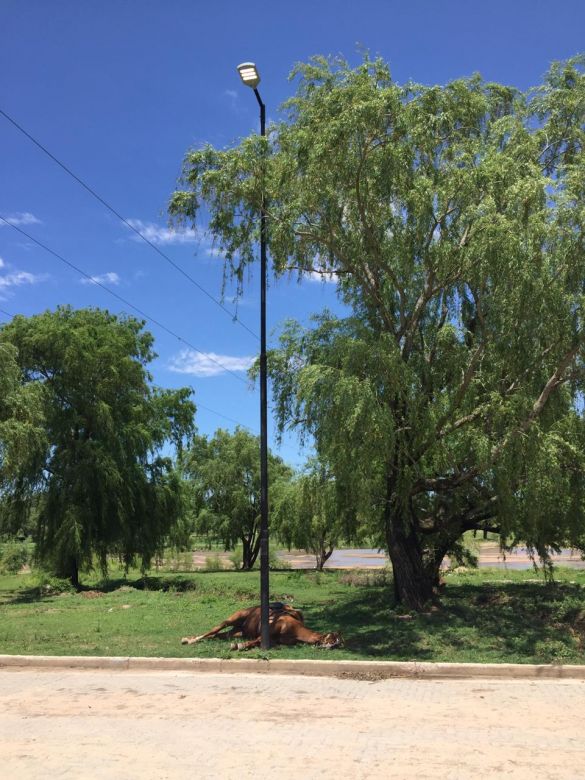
[2,0,583,466]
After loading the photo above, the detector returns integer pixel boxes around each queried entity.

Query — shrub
[0,541,30,574]
[28,572,76,595]
[252,548,291,570]
[534,638,577,663]
[166,550,194,572]
[228,547,243,570]
[339,567,392,587]
[269,549,292,570]
[204,554,225,571]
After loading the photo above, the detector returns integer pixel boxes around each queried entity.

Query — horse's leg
[231,637,262,651]
[181,619,234,645]
[181,608,253,645]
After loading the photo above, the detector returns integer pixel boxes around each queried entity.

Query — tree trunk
[386,517,434,610]
[315,546,333,572]
[57,556,80,590]
[423,537,453,587]
[241,535,261,570]
[423,539,454,595]
[241,537,252,570]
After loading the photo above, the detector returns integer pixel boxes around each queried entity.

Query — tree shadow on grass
[444,581,585,662]
[0,586,45,606]
[0,573,205,605]
[1,568,270,606]
[300,585,435,660]
[3,571,584,663]
[301,579,585,663]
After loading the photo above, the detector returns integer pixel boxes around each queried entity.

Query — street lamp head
[237,62,261,88]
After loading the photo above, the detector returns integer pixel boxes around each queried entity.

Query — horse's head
[318,632,344,649]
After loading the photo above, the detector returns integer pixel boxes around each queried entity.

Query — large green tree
[272,460,352,570]
[0,307,195,586]
[183,428,292,570]
[170,55,585,608]
[0,341,46,536]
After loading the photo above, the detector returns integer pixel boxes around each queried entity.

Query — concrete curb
[1,654,585,680]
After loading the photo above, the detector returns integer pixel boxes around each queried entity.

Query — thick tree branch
[434,342,486,438]
[411,341,582,496]
[400,272,436,359]
[490,340,581,463]
[354,148,402,334]
[417,496,498,535]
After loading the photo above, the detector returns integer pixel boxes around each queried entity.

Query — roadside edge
[1,654,585,680]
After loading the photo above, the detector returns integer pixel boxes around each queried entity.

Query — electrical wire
[0,107,259,341]
[0,290,256,431]
[196,403,253,430]
[0,216,253,387]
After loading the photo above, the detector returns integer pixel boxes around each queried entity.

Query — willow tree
[182,428,292,570]
[0,307,195,587]
[0,341,46,535]
[170,55,585,609]
[272,460,352,571]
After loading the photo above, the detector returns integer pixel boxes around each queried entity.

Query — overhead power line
[0,278,255,432]
[0,107,259,342]
[0,216,253,387]
[196,403,253,430]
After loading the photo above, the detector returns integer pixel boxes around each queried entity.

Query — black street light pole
[237,62,270,650]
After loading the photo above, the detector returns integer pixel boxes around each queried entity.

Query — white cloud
[206,245,226,258]
[0,269,48,300]
[0,212,42,227]
[126,219,198,245]
[169,349,255,377]
[223,89,241,114]
[0,257,4,268]
[80,272,120,286]
[306,270,339,284]
[227,294,255,309]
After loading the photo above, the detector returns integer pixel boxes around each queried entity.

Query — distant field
[1,566,585,664]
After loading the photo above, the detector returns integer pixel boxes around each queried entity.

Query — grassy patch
[1,566,585,664]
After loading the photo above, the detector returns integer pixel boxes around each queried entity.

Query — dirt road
[1,668,584,779]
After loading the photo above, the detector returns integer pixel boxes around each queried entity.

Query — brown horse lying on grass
[181,602,344,651]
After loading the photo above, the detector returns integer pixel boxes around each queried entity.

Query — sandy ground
[1,669,584,779]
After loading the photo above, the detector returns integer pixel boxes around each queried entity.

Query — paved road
[191,544,585,570]
[284,544,585,569]
[1,669,584,779]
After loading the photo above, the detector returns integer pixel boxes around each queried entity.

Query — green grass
[1,565,585,664]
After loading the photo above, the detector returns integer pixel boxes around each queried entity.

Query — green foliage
[226,544,284,571]
[269,547,291,570]
[2,565,585,664]
[0,540,30,574]
[272,459,352,569]
[19,570,77,596]
[182,428,292,570]
[228,546,244,570]
[171,53,585,609]
[0,342,47,536]
[0,307,196,583]
[163,550,196,572]
[204,553,225,572]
